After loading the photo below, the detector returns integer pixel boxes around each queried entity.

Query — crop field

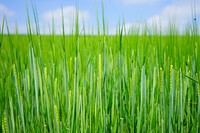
[0,7,200,133]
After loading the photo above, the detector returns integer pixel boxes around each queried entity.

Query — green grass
[0,6,200,133]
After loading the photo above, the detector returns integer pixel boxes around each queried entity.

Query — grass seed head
[170,65,173,92]
[160,68,163,93]
[2,111,8,133]
[44,67,47,82]
[98,54,102,90]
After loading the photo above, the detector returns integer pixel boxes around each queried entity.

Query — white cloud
[42,6,90,34]
[123,22,141,34]
[0,3,14,16]
[114,0,200,35]
[109,22,143,35]
[122,0,160,4]
[146,0,200,33]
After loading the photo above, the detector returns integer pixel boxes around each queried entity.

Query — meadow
[0,8,200,132]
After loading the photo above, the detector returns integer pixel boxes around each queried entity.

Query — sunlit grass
[0,4,200,133]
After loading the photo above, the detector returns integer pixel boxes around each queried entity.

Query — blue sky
[0,0,199,34]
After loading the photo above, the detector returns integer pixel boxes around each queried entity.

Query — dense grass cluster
[0,7,200,133]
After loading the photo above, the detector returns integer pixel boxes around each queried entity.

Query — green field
[0,15,200,132]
